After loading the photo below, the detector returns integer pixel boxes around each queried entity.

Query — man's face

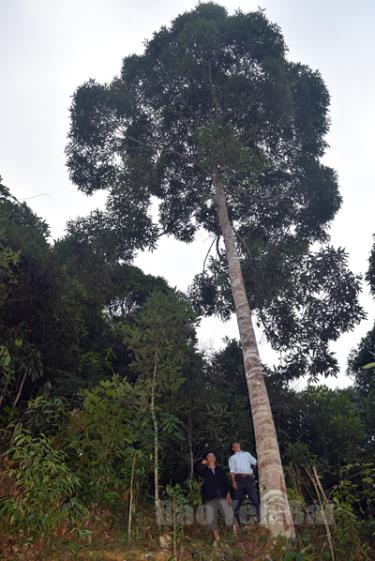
[206,452,216,464]
[232,442,241,453]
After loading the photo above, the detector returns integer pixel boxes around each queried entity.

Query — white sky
[1,0,374,389]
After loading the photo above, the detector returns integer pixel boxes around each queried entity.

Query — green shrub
[0,431,88,557]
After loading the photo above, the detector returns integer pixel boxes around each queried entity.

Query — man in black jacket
[195,451,235,544]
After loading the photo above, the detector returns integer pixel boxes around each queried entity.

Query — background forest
[0,178,374,560]
[1,3,375,561]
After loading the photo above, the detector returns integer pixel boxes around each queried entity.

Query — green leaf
[363,362,375,370]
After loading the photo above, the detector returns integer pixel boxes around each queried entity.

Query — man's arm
[195,461,208,477]
[248,452,257,466]
[245,451,257,471]
[220,469,232,503]
[228,456,238,489]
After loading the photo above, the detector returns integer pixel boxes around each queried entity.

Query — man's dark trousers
[232,474,260,524]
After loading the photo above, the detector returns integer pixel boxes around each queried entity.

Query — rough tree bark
[214,176,295,538]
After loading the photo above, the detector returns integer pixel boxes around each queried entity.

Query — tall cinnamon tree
[66,3,362,536]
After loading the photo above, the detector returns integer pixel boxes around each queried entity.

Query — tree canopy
[66,3,364,381]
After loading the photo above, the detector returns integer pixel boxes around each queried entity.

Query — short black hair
[204,450,216,460]
[229,441,240,455]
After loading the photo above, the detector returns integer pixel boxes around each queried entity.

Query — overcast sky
[1,0,374,390]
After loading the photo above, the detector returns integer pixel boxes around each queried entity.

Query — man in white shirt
[228,441,260,525]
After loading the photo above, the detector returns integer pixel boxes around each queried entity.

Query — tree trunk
[214,176,295,538]
[150,355,160,521]
[187,414,194,480]
[172,496,177,560]
[0,384,8,408]
[128,454,137,542]
[12,367,28,407]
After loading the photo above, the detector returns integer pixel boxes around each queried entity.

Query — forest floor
[5,522,375,561]
[46,524,288,561]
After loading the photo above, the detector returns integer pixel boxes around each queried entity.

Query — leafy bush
[0,432,88,558]
[62,376,152,511]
